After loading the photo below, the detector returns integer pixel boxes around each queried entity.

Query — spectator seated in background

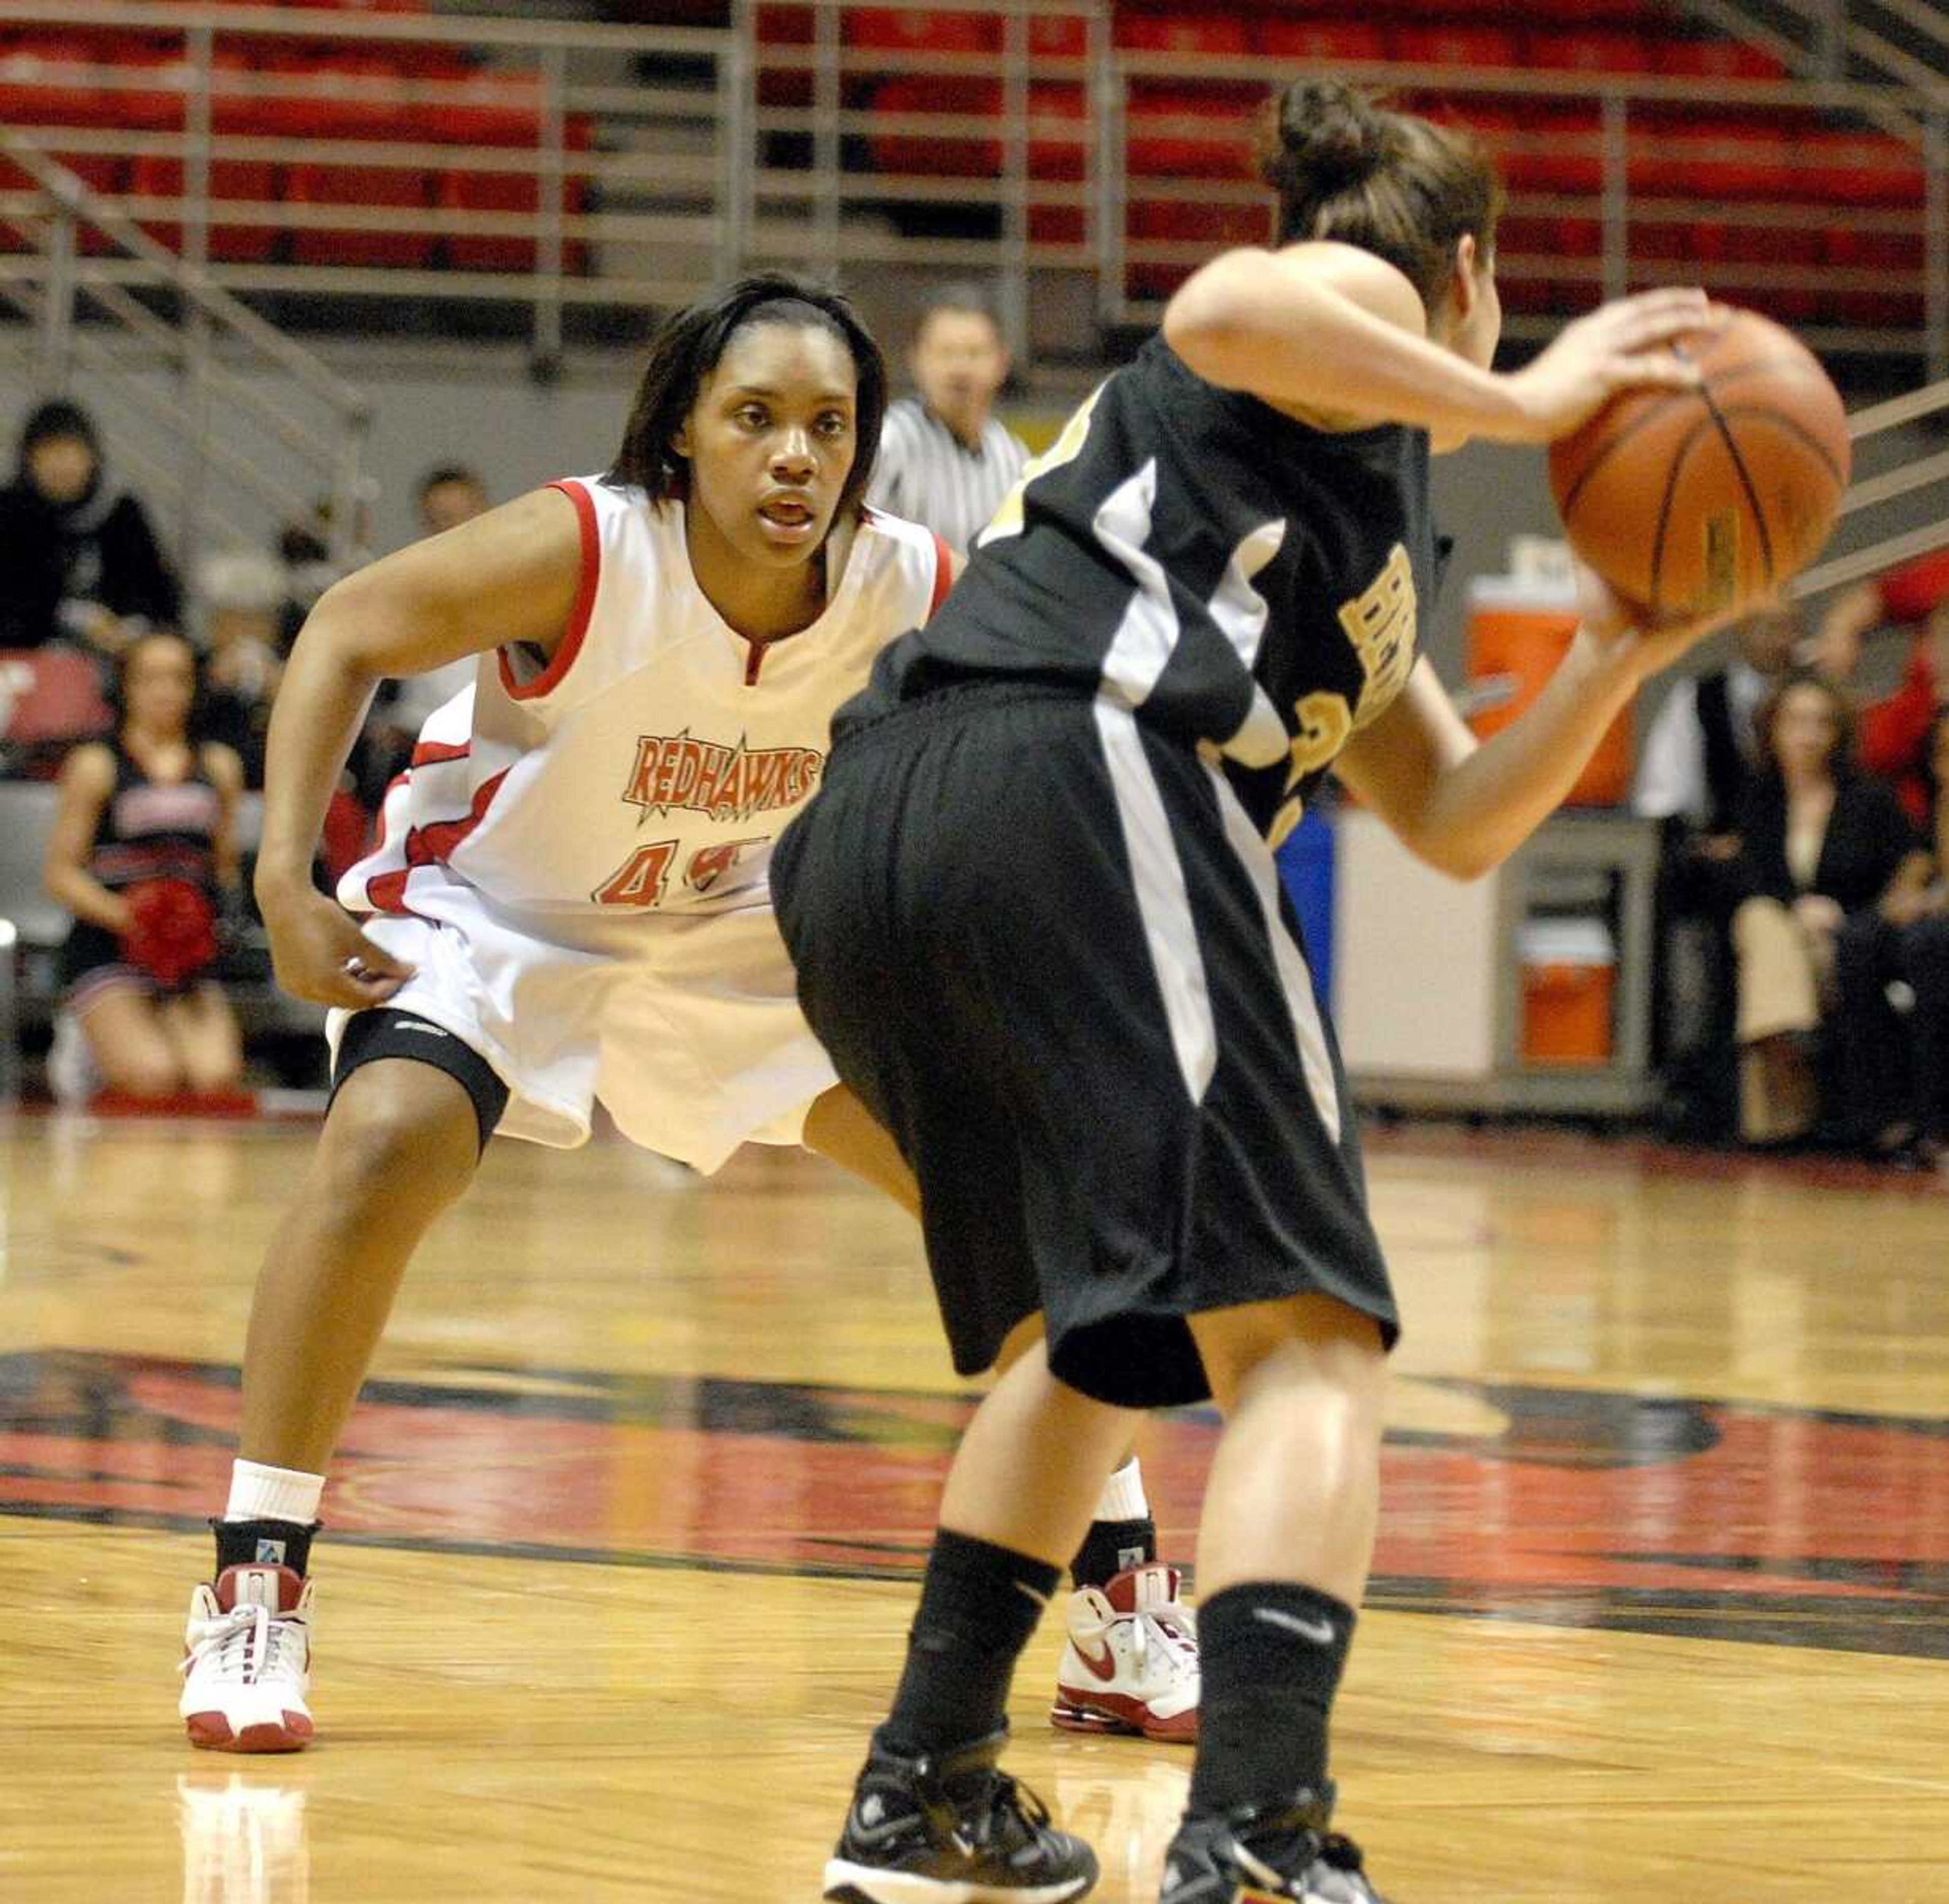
[0,399,181,658]
[195,550,289,789]
[42,632,246,1104]
[1632,605,1801,1136]
[1722,671,1929,1153]
[1816,548,1949,826]
[1827,708,1949,1164]
[866,283,1028,555]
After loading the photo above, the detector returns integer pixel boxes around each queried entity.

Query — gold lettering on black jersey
[1338,542,1418,729]
[1268,542,1421,847]
[978,383,1106,547]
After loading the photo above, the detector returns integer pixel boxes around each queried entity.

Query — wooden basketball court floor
[3,1112,1948,1902]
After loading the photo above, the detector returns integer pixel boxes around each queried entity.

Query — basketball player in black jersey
[776,82,1749,1904]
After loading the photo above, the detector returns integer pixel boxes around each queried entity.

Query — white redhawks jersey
[342,477,948,931]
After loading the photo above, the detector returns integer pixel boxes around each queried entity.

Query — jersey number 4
[593,838,767,907]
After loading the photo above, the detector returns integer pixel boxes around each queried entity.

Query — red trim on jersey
[364,771,413,913]
[409,740,471,768]
[366,868,413,914]
[744,643,765,688]
[928,531,954,619]
[406,769,511,866]
[498,480,599,702]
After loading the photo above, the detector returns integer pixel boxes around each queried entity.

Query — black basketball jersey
[87,741,223,892]
[843,331,1442,841]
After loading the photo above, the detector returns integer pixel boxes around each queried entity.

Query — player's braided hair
[609,273,887,520]
[1260,80,1502,324]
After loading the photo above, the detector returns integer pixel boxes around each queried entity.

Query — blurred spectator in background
[416,463,491,537]
[1634,606,1801,1136]
[867,284,1027,554]
[1825,707,1949,1163]
[0,399,180,655]
[195,550,287,788]
[1816,548,1949,826]
[43,631,245,1102]
[354,465,494,812]
[1724,672,1927,1152]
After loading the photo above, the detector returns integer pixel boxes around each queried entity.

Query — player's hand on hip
[263,887,416,1008]
[1503,289,1720,443]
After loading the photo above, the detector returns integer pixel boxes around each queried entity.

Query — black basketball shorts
[772,683,1398,1410]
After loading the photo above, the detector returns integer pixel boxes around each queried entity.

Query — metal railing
[6,1,1944,377]
[1794,373,1949,599]
[3,130,371,582]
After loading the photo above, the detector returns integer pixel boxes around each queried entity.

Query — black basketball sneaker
[1158,1787,1389,1904]
[824,1728,1099,1903]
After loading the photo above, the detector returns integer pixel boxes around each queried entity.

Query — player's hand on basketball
[261,885,416,1008]
[1502,290,1723,443]
[1574,561,1768,681]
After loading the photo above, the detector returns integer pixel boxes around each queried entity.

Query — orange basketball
[1547,308,1851,620]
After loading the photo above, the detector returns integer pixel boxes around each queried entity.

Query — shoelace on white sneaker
[180,1602,299,1687]
[1122,1602,1198,1683]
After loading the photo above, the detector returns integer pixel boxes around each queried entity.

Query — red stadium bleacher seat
[1117,14,1251,58]
[1823,227,1926,327]
[1252,20,1386,62]
[1127,91,1258,181]
[129,154,281,264]
[1030,18,1088,59]
[420,71,546,147]
[0,42,130,127]
[1524,29,1652,75]
[247,50,418,141]
[1128,195,1271,297]
[438,122,591,273]
[1792,132,1925,209]
[285,161,432,267]
[1629,129,1797,202]
[1498,106,1604,194]
[868,78,1087,184]
[848,10,1000,56]
[1654,37,1788,82]
[1389,25,1520,72]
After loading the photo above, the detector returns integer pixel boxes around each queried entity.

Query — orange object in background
[1519,919,1616,1065]
[1466,577,1632,807]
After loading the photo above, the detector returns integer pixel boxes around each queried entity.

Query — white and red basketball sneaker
[1051,1562,1199,1744]
[179,1563,315,1753]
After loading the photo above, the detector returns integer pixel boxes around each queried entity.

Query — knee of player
[317,1071,479,1209]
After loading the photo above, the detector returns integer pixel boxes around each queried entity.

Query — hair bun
[1261,80,1390,198]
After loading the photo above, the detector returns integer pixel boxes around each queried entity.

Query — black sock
[212,1517,320,1579]
[1069,1515,1157,1591]
[879,1529,1060,1757]
[1188,1582,1355,1818]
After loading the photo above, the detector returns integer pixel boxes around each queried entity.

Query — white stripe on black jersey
[866,397,1030,556]
[843,335,1446,848]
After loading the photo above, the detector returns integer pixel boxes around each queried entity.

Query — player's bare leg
[180,1060,483,1754]
[804,1084,1197,1740]
[1155,1293,1390,1902]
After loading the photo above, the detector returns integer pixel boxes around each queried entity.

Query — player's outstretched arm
[255,486,584,1008]
[1336,567,1753,881]
[1163,243,1708,446]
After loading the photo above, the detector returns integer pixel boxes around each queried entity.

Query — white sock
[223,1458,324,1525]
[1093,1457,1150,1525]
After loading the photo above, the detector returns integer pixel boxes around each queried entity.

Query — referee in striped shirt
[867,284,1030,554]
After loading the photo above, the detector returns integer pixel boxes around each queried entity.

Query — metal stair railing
[1792,375,1949,599]
[2,131,372,581]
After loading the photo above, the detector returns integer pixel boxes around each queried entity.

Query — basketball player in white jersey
[177,276,1189,1755]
